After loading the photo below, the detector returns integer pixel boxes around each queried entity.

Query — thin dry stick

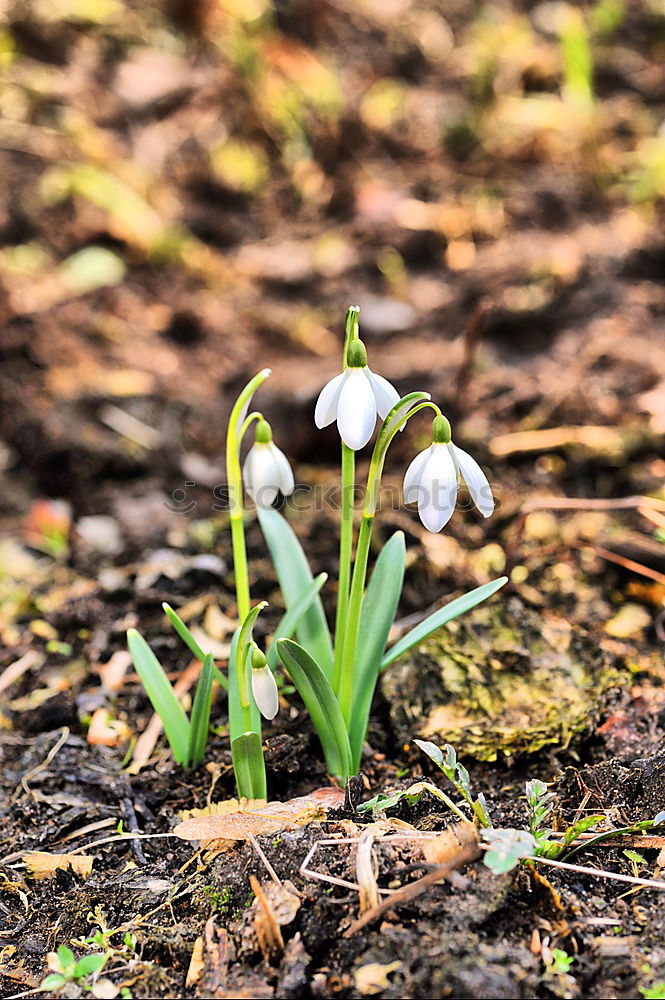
[534,856,665,890]
[584,544,665,585]
[15,727,70,801]
[248,833,285,889]
[344,845,480,937]
[522,495,665,513]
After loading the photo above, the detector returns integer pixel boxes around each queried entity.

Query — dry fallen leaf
[174,787,345,844]
[23,852,93,880]
[185,935,205,988]
[422,821,479,865]
[354,961,402,996]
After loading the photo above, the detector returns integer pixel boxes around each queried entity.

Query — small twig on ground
[533,856,665,890]
[584,544,665,585]
[14,727,70,802]
[344,844,480,937]
[248,833,285,889]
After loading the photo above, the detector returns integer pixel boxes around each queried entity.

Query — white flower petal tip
[403,442,457,533]
[315,371,346,428]
[251,666,279,720]
[450,443,494,518]
[243,441,295,509]
[337,368,376,450]
[366,369,400,420]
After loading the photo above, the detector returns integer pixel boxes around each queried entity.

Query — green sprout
[128,306,507,797]
[41,945,106,993]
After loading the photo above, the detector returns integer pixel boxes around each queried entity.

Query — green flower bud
[251,645,267,670]
[432,414,452,444]
[346,338,368,369]
[255,418,272,444]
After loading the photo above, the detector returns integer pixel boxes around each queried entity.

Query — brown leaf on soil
[422,821,479,865]
[185,934,204,988]
[174,787,345,844]
[23,851,93,880]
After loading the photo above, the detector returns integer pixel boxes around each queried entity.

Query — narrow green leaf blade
[127,628,190,765]
[188,653,214,765]
[348,531,405,770]
[380,577,509,671]
[276,638,352,781]
[266,573,327,670]
[231,731,267,800]
[258,508,334,679]
[163,602,229,691]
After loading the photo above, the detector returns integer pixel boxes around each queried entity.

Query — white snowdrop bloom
[314,339,399,451]
[403,415,494,532]
[243,419,294,509]
[250,648,279,720]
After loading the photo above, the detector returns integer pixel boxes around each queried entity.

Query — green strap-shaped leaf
[162,602,228,691]
[276,638,352,782]
[380,577,509,671]
[258,508,334,679]
[267,573,327,670]
[231,731,267,800]
[348,531,405,771]
[188,653,214,765]
[127,628,190,765]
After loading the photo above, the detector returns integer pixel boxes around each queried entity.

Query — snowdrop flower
[314,339,400,450]
[403,415,494,532]
[243,418,294,509]
[250,647,279,720]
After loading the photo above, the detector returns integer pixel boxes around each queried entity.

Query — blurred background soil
[0,0,665,997]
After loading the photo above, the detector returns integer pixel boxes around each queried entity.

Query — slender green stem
[338,512,374,724]
[332,443,355,693]
[225,369,271,733]
[332,306,360,696]
[337,391,437,731]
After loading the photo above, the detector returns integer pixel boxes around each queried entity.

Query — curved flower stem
[333,443,355,693]
[338,393,439,728]
[225,370,271,737]
[332,307,360,695]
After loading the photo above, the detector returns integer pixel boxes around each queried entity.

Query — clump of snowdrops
[127,307,507,797]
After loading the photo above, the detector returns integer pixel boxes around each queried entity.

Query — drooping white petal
[450,443,494,518]
[314,371,347,428]
[403,445,432,504]
[251,665,279,720]
[243,443,277,508]
[269,442,295,496]
[418,443,457,532]
[336,368,377,450]
[366,368,400,420]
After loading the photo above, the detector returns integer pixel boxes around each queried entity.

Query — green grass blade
[267,573,327,670]
[162,602,229,691]
[231,731,267,800]
[380,577,509,671]
[349,531,405,771]
[188,653,214,766]
[127,628,190,765]
[276,638,352,781]
[258,508,334,679]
